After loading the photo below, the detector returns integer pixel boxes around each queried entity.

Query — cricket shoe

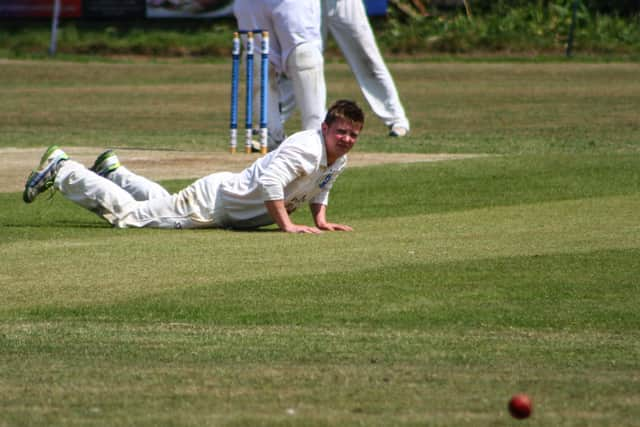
[251,140,266,153]
[90,149,121,177]
[241,140,265,153]
[23,145,69,203]
[389,124,409,138]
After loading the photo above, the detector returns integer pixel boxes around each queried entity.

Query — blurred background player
[233,0,327,149]
[279,0,410,138]
[323,0,410,137]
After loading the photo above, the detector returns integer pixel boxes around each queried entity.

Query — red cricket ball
[508,393,532,419]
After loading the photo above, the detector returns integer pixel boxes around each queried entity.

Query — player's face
[322,118,362,164]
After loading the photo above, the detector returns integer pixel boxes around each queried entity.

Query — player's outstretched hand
[317,223,353,232]
[282,224,323,234]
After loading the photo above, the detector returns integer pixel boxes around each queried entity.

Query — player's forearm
[264,199,294,231]
[310,203,328,227]
[265,200,323,234]
[311,203,353,232]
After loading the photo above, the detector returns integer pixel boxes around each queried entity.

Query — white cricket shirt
[217,129,347,229]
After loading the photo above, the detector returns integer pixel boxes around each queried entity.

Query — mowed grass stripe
[13,247,639,332]
[2,321,639,370]
[2,193,638,312]
[1,318,639,426]
[331,155,640,221]
[2,62,639,153]
[3,154,640,230]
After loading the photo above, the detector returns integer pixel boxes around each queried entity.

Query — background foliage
[0,1,638,58]
[466,0,639,15]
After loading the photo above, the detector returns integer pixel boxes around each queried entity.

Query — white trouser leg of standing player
[54,160,226,229]
[286,41,326,131]
[267,67,287,147]
[323,0,410,135]
[271,43,326,142]
[277,72,296,125]
[233,0,325,147]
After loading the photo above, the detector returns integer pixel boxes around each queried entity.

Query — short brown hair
[324,99,365,128]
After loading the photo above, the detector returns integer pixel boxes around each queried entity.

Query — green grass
[1,61,638,153]
[1,60,640,426]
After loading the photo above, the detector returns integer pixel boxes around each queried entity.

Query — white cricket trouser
[286,42,326,130]
[323,0,409,130]
[55,160,229,229]
[233,0,322,75]
[109,165,170,201]
[267,42,327,148]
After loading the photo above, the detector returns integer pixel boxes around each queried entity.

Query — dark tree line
[466,0,640,16]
